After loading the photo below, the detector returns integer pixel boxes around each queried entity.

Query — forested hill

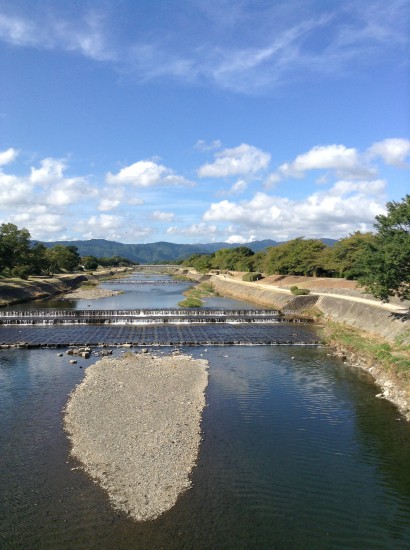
[38,238,336,264]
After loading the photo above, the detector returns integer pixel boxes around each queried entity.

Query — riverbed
[1,271,410,549]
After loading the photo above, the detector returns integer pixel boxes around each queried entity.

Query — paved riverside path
[214,275,409,314]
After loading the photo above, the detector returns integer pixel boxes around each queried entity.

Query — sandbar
[64,352,208,521]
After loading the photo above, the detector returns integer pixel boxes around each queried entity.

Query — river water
[1,273,410,549]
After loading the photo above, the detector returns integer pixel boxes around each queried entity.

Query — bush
[242,272,262,282]
[290,286,310,295]
[11,265,31,280]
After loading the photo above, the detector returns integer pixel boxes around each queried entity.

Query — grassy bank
[321,321,410,405]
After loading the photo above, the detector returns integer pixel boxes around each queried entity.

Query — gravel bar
[64,352,209,521]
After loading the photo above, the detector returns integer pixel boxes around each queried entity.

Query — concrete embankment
[64,352,209,521]
[206,275,410,345]
[0,274,88,307]
[0,268,134,307]
[185,272,410,419]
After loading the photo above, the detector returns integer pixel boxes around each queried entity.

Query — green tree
[82,255,99,270]
[327,231,376,279]
[46,245,81,273]
[28,242,50,275]
[358,195,410,301]
[212,246,254,271]
[264,238,328,276]
[0,223,31,273]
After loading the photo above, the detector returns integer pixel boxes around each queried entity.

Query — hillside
[39,238,336,264]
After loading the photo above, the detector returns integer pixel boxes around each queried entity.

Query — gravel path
[64,352,209,521]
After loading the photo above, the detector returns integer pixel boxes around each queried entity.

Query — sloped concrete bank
[206,275,410,420]
[316,296,409,343]
[209,276,409,344]
[0,274,87,307]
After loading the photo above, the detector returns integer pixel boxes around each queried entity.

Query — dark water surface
[1,273,410,549]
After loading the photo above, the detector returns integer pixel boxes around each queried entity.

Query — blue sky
[0,0,409,244]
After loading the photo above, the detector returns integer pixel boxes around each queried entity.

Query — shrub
[11,265,31,280]
[242,272,262,282]
[290,286,310,295]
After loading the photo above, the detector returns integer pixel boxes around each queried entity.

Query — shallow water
[1,273,410,549]
[1,346,410,549]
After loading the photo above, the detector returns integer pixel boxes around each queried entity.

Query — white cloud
[152,211,175,222]
[195,139,222,152]
[106,160,193,187]
[198,143,271,178]
[0,1,407,94]
[230,179,248,194]
[278,144,373,179]
[98,198,121,211]
[0,147,18,165]
[87,214,122,230]
[0,172,33,205]
[368,138,410,167]
[203,184,386,240]
[30,158,66,185]
[0,10,115,61]
[166,223,218,238]
[224,234,252,244]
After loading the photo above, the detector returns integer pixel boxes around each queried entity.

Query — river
[1,272,409,549]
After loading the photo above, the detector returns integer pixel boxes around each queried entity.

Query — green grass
[178,297,203,308]
[321,322,410,383]
[177,281,219,308]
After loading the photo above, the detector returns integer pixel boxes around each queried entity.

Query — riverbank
[0,268,132,307]
[180,269,410,420]
[64,352,208,521]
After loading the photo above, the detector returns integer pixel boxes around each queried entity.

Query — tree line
[0,223,135,279]
[1,195,408,301]
[181,195,410,302]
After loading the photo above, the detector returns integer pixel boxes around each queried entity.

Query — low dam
[0,308,283,325]
[0,308,318,347]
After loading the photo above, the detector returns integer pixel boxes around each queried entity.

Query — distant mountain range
[39,238,337,264]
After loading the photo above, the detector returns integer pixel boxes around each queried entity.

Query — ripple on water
[1,343,410,549]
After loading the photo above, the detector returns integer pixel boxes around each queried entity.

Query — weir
[0,308,283,325]
[0,323,319,347]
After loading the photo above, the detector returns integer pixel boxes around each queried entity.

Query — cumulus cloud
[203,181,386,240]
[166,223,218,238]
[278,144,374,180]
[0,172,33,206]
[87,214,122,230]
[152,211,175,222]
[106,160,194,187]
[98,198,121,211]
[0,147,18,165]
[198,143,271,178]
[368,138,410,167]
